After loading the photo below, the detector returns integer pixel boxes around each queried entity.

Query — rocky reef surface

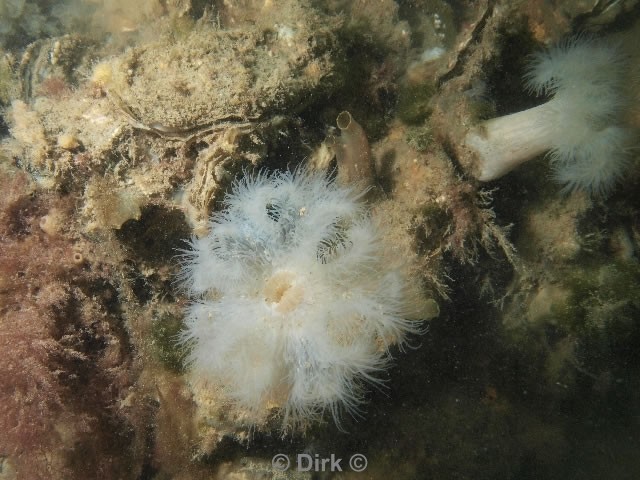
[1,0,639,479]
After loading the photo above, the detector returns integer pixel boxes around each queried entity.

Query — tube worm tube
[332,111,375,188]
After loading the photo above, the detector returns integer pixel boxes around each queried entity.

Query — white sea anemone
[178,169,435,430]
[464,37,632,196]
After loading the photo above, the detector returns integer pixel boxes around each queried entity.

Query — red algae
[0,167,141,479]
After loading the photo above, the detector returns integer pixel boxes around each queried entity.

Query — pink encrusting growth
[464,37,633,196]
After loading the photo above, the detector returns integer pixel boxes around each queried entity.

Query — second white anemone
[464,37,632,196]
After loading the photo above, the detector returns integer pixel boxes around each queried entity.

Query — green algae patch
[396,81,435,125]
[151,310,189,374]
